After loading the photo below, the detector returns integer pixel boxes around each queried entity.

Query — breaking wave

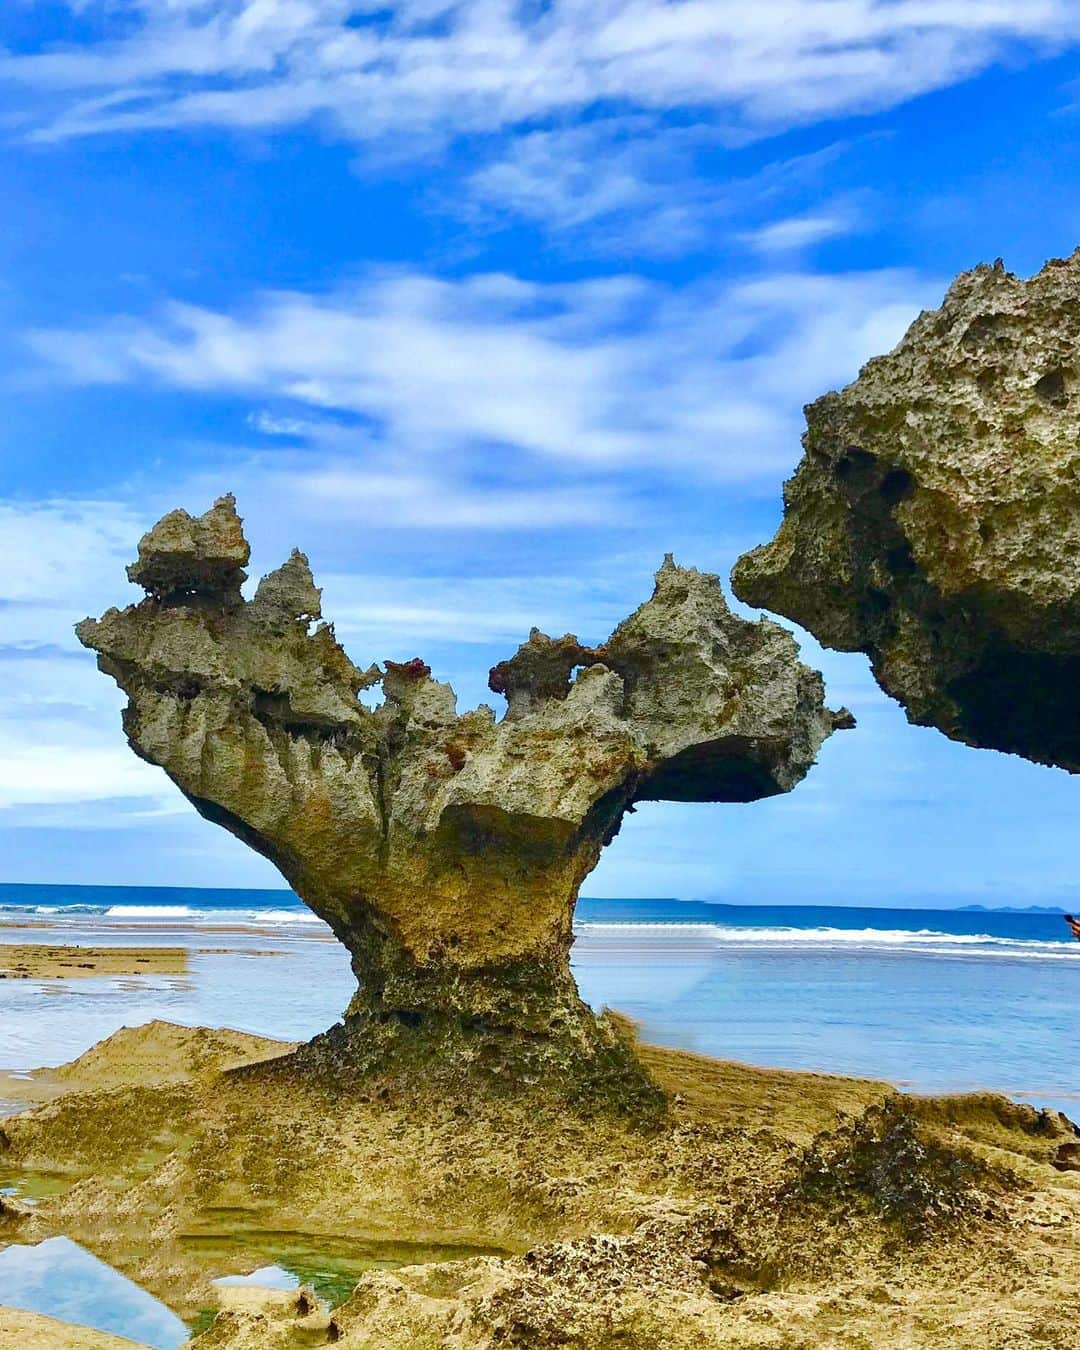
[3,902,1075,953]
[574,921,1080,958]
[104,905,198,917]
[0,902,327,927]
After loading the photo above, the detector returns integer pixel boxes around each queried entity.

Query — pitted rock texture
[79,496,843,1081]
[734,252,1080,773]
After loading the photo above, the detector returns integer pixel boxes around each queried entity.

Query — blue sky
[1,1,1079,906]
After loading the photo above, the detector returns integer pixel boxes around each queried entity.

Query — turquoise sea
[1,883,1078,1117]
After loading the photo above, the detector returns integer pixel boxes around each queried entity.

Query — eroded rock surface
[734,252,1080,771]
[7,1021,1079,1349]
[78,497,844,1086]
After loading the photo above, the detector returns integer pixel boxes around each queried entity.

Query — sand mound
[0,1021,296,1134]
[49,1020,294,1089]
[1,1019,1078,1347]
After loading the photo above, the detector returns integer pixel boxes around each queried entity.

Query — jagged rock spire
[127,494,249,601]
[251,549,322,631]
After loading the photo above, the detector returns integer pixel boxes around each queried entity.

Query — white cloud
[321,570,634,649]
[0,739,173,810]
[1,1,1075,149]
[453,122,875,258]
[26,265,942,484]
[0,645,181,814]
[164,443,632,542]
[741,211,856,253]
[0,498,183,814]
[457,120,733,256]
[0,498,145,647]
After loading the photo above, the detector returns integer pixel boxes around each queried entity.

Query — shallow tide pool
[0,1230,504,1346]
[0,1237,189,1349]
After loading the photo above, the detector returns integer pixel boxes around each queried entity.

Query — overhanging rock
[734,252,1080,773]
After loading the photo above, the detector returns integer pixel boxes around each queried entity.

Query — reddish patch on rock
[385,657,431,682]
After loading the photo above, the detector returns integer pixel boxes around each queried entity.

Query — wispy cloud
[455,120,732,257]
[450,121,881,260]
[182,447,632,535]
[25,265,940,485]
[321,570,637,650]
[2,2,1075,148]
[0,739,175,811]
[741,210,857,253]
[0,498,144,646]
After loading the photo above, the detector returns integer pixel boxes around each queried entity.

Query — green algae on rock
[77,497,846,1092]
[733,251,1080,773]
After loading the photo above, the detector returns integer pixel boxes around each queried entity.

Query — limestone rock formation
[78,497,845,1086]
[734,252,1080,772]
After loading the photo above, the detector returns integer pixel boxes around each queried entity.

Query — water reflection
[0,1236,189,1349]
[184,1229,504,1309]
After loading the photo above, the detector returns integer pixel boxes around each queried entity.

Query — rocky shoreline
[7,250,1076,1348]
[1,1019,1078,1348]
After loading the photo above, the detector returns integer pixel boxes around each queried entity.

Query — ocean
[1,884,1078,1118]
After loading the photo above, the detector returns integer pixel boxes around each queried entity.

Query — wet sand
[0,946,188,981]
[0,1305,141,1347]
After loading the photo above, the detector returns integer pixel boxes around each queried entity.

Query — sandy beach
[1,897,1077,1346]
[0,946,188,981]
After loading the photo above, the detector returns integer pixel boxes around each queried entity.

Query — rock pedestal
[79,497,845,1092]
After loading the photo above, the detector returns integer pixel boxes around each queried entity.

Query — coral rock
[734,252,1080,772]
[126,493,250,601]
[79,499,843,1088]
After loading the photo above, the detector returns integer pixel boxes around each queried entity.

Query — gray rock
[79,499,845,1095]
[734,252,1080,772]
[126,493,250,601]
